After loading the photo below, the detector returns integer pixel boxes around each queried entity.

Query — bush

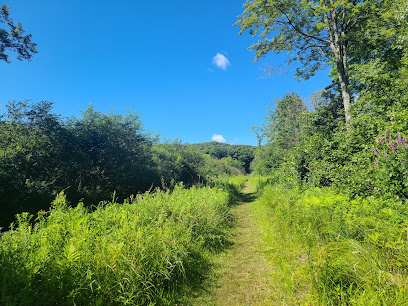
[362,130,408,201]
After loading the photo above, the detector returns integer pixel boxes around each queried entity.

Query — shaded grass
[208,176,248,206]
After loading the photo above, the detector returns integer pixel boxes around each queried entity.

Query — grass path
[191,183,275,305]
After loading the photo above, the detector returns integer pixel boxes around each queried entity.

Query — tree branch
[272,4,330,44]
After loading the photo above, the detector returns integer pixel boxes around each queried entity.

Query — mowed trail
[193,183,275,305]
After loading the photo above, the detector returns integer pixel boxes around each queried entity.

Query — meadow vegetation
[0,101,254,229]
[253,183,408,304]
[0,101,251,304]
[0,184,237,305]
[1,0,408,304]
[243,1,408,303]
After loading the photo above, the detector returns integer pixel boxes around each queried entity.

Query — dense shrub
[0,101,245,229]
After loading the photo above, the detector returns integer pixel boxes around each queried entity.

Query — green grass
[252,183,314,304]
[208,175,247,205]
[255,181,408,305]
[0,184,233,305]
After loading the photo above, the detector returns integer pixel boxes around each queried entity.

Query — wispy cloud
[231,137,240,144]
[212,134,226,143]
[212,53,230,70]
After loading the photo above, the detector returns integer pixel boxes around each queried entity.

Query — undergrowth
[256,181,408,305]
[0,184,233,305]
[208,176,247,205]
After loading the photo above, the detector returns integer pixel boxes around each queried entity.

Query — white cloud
[212,134,226,143]
[212,53,230,70]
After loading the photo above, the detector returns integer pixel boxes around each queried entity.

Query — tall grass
[251,183,313,304]
[0,185,231,305]
[257,181,408,304]
[208,176,247,204]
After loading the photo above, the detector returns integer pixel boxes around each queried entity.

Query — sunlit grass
[252,183,314,304]
[0,185,232,305]
[255,179,408,305]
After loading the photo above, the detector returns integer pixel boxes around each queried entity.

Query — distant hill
[187,142,256,173]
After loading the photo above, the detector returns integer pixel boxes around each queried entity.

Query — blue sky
[0,0,331,145]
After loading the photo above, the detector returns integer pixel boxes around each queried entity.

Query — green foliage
[0,4,37,62]
[152,141,205,188]
[235,0,339,79]
[0,102,158,227]
[0,185,232,305]
[208,176,247,205]
[349,130,408,201]
[0,100,70,227]
[242,1,408,303]
[1,102,244,229]
[350,0,408,110]
[236,0,406,123]
[66,105,157,201]
[257,182,408,304]
[264,92,308,151]
[201,154,245,179]
[252,93,308,175]
[250,143,284,174]
[188,142,255,173]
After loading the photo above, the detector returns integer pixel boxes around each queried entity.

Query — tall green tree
[0,4,37,63]
[350,0,408,113]
[67,105,156,199]
[264,92,307,151]
[235,0,398,124]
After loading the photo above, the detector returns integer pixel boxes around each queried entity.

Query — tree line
[0,101,255,228]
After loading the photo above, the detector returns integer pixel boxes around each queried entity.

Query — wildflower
[396,139,402,147]
[373,148,380,156]
[379,137,384,144]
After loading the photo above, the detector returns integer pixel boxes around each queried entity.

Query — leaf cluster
[0,4,37,63]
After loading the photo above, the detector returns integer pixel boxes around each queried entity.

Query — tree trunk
[325,5,352,126]
[336,59,352,124]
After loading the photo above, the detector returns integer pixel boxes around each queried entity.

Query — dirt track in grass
[191,183,275,305]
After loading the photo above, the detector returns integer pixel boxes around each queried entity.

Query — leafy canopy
[0,4,37,63]
[235,0,371,80]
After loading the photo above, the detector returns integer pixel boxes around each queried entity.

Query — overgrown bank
[0,182,244,305]
[254,177,408,304]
